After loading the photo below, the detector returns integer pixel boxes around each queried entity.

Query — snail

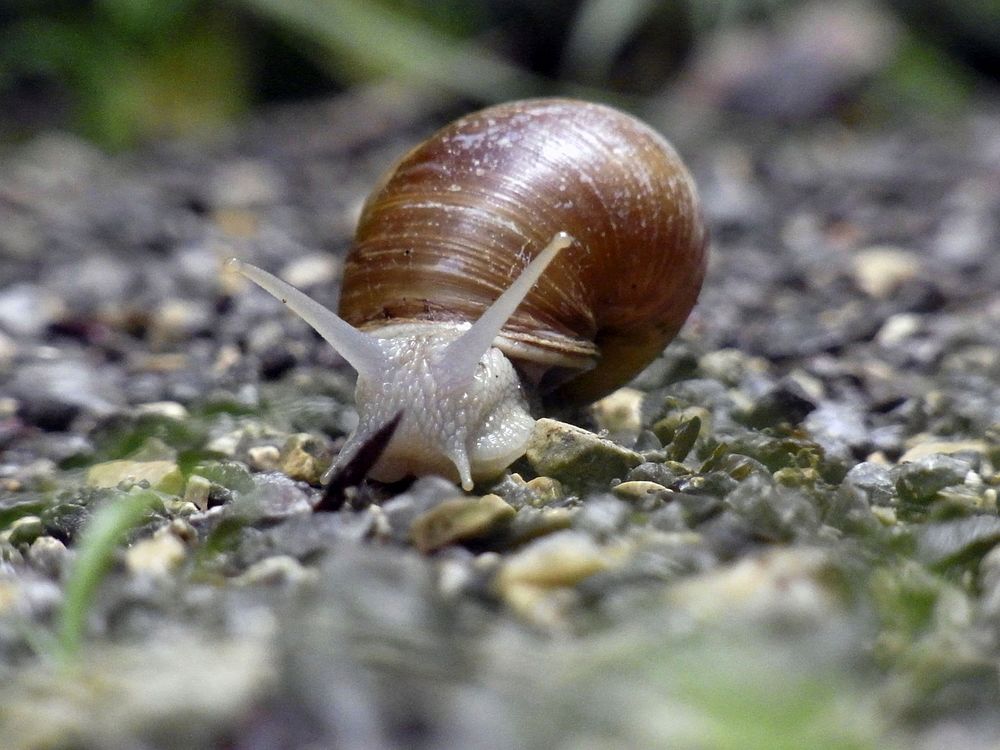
[228,98,707,491]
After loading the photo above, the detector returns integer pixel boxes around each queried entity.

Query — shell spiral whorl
[340,98,708,403]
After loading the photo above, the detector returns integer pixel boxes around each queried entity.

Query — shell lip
[355,318,598,372]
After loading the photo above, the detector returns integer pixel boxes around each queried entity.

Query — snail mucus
[229,98,708,491]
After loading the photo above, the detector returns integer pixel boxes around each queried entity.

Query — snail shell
[340,98,707,404]
[229,98,707,490]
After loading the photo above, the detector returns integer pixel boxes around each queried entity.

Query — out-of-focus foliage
[0,0,996,149]
[0,0,252,149]
[242,0,549,103]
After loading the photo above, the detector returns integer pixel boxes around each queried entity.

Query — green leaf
[56,489,161,661]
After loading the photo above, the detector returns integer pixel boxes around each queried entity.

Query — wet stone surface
[0,94,999,749]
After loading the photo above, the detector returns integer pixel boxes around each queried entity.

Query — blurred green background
[0,0,997,149]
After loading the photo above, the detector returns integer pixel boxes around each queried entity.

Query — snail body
[230,99,707,491]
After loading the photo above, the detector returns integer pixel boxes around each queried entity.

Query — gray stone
[918,516,1000,567]
[612,481,673,511]
[241,471,313,519]
[409,494,516,553]
[526,419,643,492]
[380,476,465,543]
[0,283,63,337]
[893,454,973,504]
[12,359,124,428]
[575,496,630,536]
[125,530,188,578]
[26,536,67,579]
[843,462,896,506]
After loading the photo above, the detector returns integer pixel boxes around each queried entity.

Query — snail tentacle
[437,232,573,388]
[227,258,387,381]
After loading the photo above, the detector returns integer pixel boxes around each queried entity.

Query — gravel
[0,91,999,749]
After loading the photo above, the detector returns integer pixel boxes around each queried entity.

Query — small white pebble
[134,401,189,420]
[248,445,281,472]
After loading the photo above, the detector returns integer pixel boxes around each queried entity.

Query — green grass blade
[56,490,160,661]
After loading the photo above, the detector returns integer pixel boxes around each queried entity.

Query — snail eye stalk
[438,232,573,387]
[227,258,387,381]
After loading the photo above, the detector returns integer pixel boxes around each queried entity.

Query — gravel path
[1,90,999,749]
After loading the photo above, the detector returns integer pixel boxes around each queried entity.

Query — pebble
[5,515,44,548]
[899,439,991,464]
[248,445,282,472]
[505,507,575,545]
[495,530,625,625]
[133,401,189,420]
[241,471,313,518]
[12,359,123,428]
[876,313,922,347]
[526,418,643,492]
[490,473,565,508]
[0,569,61,618]
[279,433,332,485]
[125,436,178,463]
[574,496,630,536]
[740,380,817,429]
[851,246,921,299]
[209,159,285,207]
[259,512,377,560]
[495,530,619,591]
[85,459,185,495]
[44,253,136,310]
[940,344,1000,377]
[698,348,769,386]
[521,476,564,506]
[233,555,316,586]
[164,499,200,517]
[668,547,839,624]
[612,481,673,509]
[652,410,708,462]
[193,460,255,494]
[379,476,461,542]
[125,531,188,578]
[893,454,973,504]
[935,484,995,514]
[979,544,1000,616]
[804,401,871,459]
[436,557,474,598]
[281,253,339,288]
[409,494,516,553]
[0,331,17,370]
[725,473,820,542]
[0,632,273,748]
[148,298,213,349]
[182,474,212,511]
[26,536,68,578]
[843,462,897,506]
[0,283,64,337]
[871,506,897,525]
[590,388,644,442]
[39,501,91,544]
[918,516,1000,567]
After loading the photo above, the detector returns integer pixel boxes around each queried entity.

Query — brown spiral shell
[338,98,708,404]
